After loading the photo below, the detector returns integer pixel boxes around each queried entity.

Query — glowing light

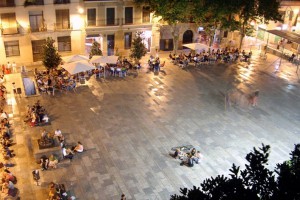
[78,8,84,14]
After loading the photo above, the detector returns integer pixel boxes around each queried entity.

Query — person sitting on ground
[48,154,58,169]
[172,148,184,159]
[0,110,8,120]
[192,151,202,164]
[72,141,84,153]
[62,145,74,161]
[54,129,64,143]
[40,155,49,171]
[289,53,296,62]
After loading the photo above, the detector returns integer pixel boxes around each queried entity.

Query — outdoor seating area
[169,46,252,69]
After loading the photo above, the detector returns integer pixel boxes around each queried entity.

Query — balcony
[24,0,44,7]
[0,1,15,7]
[1,24,19,35]
[29,24,47,33]
[54,22,71,30]
[86,18,152,27]
[86,19,120,27]
[54,0,70,4]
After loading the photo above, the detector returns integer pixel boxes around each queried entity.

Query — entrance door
[182,30,193,48]
[107,34,115,56]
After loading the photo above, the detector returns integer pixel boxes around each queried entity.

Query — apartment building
[0,0,85,65]
[0,0,200,65]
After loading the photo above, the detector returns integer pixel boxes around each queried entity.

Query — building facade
[0,0,85,66]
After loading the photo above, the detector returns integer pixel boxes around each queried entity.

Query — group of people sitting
[169,47,252,68]
[40,154,59,171]
[148,55,166,72]
[93,57,142,78]
[0,110,19,198]
[0,110,14,162]
[24,101,49,127]
[35,69,77,95]
[48,182,72,200]
[1,168,18,197]
[0,84,6,101]
[62,141,84,162]
[172,147,202,167]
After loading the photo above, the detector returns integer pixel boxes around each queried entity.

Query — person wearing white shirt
[12,62,17,73]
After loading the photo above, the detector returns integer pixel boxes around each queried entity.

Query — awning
[267,30,300,44]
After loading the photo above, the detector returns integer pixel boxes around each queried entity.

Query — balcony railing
[29,24,47,33]
[86,18,152,27]
[54,22,71,30]
[0,1,15,7]
[1,23,19,35]
[24,0,44,7]
[87,19,120,27]
[54,0,70,4]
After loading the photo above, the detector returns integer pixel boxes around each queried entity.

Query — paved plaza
[5,51,300,199]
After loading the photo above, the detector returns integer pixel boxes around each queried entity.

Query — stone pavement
[4,50,300,200]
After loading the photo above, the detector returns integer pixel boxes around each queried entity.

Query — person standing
[12,62,17,73]
[1,64,5,75]
[6,62,11,74]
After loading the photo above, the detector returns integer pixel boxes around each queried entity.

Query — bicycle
[259,52,267,60]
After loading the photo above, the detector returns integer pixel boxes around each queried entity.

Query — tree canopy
[170,144,300,200]
[42,37,61,70]
[130,31,147,62]
[89,40,103,59]
[134,0,282,49]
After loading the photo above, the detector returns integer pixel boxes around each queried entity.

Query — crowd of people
[23,100,49,127]
[169,48,252,68]
[93,57,141,78]
[35,69,78,96]
[0,94,19,198]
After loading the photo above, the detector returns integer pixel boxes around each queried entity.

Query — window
[58,36,71,52]
[29,11,44,32]
[4,41,20,57]
[142,6,150,23]
[32,39,46,62]
[87,8,96,26]
[125,7,133,24]
[0,0,15,7]
[223,30,228,38]
[56,9,70,29]
[124,32,132,49]
[1,13,18,34]
[106,8,115,25]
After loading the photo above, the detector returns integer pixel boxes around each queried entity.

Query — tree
[274,144,300,200]
[129,31,147,63]
[42,37,61,70]
[89,40,103,59]
[234,0,282,49]
[171,143,300,200]
[190,0,240,49]
[134,0,191,53]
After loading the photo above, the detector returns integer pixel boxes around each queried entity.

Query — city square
[5,51,299,199]
[0,0,299,199]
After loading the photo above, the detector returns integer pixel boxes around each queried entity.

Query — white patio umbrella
[61,54,89,63]
[90,55,119,64]
[90,56,119,78]
[183,43,210,51]
[61,60,95,75]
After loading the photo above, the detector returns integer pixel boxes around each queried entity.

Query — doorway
[107,34,115,56]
